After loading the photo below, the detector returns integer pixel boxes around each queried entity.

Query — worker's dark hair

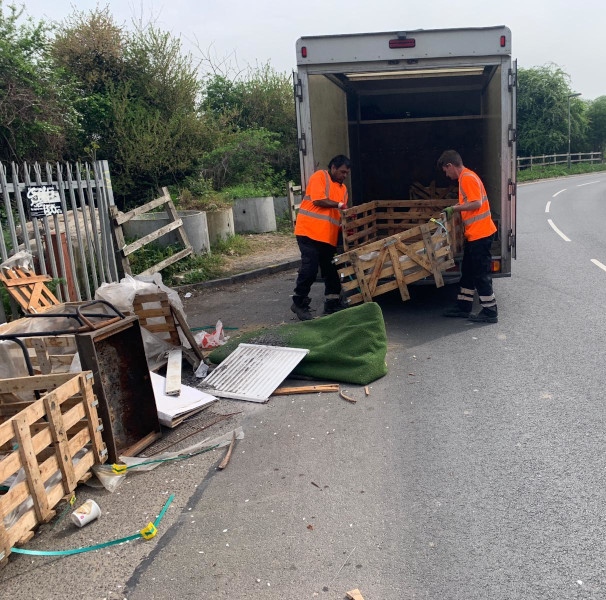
[328,155,352,170]
[437,150,463,168]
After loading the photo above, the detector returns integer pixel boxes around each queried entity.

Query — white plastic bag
[193,320,229,349]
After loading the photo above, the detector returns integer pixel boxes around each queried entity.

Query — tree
[587,96,606,152]
[517,65,588,156]
[0,2,77,161]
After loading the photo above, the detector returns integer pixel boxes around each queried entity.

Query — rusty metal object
[75,315,161,462]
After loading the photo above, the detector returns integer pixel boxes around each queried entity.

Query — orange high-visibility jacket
[458,168,497,241]
[294,170,348,246]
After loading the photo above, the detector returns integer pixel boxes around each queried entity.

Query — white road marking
[548,219,571,242]
[577,180,600,187]
[552,189,566,197]
[545,201,551,213]
[591,259,606,272]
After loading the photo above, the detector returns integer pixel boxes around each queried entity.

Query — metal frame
[0,160,118,323]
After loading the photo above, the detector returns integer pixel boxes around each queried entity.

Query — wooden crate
[341,200,461,252]
[0,372,107,564]
[334,220,456,305]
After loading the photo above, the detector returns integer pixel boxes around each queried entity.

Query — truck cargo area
[308,66,503,243]
[295,27,516,276]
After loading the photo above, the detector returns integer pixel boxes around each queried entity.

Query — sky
[20,0,606,99]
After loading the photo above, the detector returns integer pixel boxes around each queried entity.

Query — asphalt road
[4,172,606,600]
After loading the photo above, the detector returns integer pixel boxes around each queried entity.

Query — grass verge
[518,163,606,182]
[127,234,252,287]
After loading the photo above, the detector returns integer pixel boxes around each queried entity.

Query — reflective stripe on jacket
[294,170,347,246]
[458,168,497,242]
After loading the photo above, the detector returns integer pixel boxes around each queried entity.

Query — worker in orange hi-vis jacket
[438,149,498,324]
[291,155,351,321]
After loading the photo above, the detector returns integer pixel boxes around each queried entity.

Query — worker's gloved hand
[444,206,454,220]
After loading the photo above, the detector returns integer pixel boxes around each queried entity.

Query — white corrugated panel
[202,344,309,403]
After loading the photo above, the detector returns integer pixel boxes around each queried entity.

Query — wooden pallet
[0,267,60,314]
[341,200,458,252]
[0,372,107,564]
[111,187,193,277]
[334,220,456,305]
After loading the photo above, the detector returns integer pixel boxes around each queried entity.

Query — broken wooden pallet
[335,220,455,305]
[0,372,107,565]
[0,266,60,313]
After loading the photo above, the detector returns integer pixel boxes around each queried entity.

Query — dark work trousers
[457,234,497,313]
[293,235,341,305]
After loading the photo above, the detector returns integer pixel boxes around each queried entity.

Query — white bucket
[71,499,101,527]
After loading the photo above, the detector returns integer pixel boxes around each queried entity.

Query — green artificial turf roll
[208,302,388,385]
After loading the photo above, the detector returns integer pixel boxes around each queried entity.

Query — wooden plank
[139,247,192,276]
[393,240,433,273]
[13,416,52,522]
[217,431,236,470]
[419,224,444,287]
[349,254,373,303]
[110,205,132,276]
[170,305,204,361]
[0,373,77,396]
[114,195,170,225]
[272,385,339,395]
[133,306,172,318]
[43,393,77,493]
[30,338,51,374]
[1,274,52,286]
[122,219,184,256]
[346,590,365,600]
[165,348,182,396]
[162,188,191,249]
[388,244,411,301]
[366,245,388,296]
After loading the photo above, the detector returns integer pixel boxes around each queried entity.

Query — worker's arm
[451,200,482,212]
[312,198,347,209]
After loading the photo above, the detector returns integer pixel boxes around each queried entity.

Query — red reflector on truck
[389,39,415,49]
[500,35,506,47]
[301,46,307,58]
[491,260,501,273]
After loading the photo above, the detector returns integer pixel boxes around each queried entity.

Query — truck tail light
[500,35,506,47]
[389,39,416,49]
[491,259,501,272]
[301,46,307,58]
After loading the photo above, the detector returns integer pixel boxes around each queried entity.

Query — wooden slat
[419,224,444,287]
[113,195,171,225]
[272,385,339,395]
[43,394,77,493]
[123,219,184,256]
[139,247,192,276]
[13,417,51,522]
[388,244,410,301]
[165,348,182,396]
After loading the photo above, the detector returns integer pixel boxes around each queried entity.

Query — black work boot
[468,308,498,323]
[443,304,472,318]
[323,297,346,315]
[291,296,312,321]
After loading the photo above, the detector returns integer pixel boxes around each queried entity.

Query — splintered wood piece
[165,348,183,396]
[271,384,339,396]
[346,590,365,600]
[339,389,356,404]
[217,431,236,470]
[364,386,370,396]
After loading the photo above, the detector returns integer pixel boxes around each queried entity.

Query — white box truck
[294,26,517,276]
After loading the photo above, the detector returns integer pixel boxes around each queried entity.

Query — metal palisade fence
[0,160,119,322]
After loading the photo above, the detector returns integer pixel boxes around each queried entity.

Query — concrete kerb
[175,258,301,293]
